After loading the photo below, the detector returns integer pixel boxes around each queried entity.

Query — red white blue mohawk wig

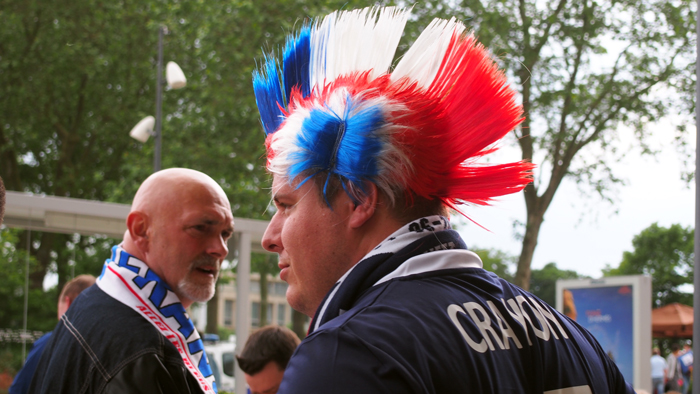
[253,6,534,214]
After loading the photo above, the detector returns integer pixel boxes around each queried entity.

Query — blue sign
[565,285,634,383]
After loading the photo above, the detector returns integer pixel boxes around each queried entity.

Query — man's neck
[351,208,403,265]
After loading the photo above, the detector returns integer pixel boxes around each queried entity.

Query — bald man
[29,169,234,394]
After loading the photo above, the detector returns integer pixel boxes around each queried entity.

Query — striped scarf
[310,215,481,333]
[97,246,217,393]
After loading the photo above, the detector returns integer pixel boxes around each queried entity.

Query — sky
[455,119,695,279]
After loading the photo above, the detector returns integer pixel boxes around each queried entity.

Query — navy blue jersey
[278,222,634,394]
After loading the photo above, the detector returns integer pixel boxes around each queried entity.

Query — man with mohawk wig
[254,7,634,393]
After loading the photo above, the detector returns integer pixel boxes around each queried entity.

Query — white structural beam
[3,191,270,252]
[234,232,252,394]
[4,191,130,238]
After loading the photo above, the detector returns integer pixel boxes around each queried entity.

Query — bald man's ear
[126,211,150,251]
[347,183,378,229]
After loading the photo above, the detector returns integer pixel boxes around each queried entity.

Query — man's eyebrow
[271,191,290,202]
[199,218,234,229]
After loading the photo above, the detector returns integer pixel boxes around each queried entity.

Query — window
[252,302,273,326]
[222,352,235,377]
[250,280,260,294]
[224,300,233,326]
[251,302,260,327]
[277,304,286,326]
[274,282,288,296]
[207,352,221,383]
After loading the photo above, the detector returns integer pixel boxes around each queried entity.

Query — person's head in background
[671,343,681,354]
[0,176,5,226]
[57,274,96,319]
[236,325,301,394]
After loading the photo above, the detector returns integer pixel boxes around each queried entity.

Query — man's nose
[262,213,282,253]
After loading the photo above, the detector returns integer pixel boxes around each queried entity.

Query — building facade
[217,273,293,330]
[191,273,307,335]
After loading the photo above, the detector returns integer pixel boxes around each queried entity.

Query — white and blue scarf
[310,215,483,333]
[97,246,217,393]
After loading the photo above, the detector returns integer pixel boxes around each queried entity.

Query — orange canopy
[652,303,693,338]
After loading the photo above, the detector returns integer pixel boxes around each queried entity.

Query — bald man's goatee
[177,279,216,303]
[176,255,219,303]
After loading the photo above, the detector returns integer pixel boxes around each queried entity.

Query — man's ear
[348,183,378,229]
[126,211,150,250]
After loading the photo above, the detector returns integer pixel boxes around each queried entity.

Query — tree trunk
[205,281,219,335]
[291,308,306,339]
[259,256,269,326]
[514,208,545,291]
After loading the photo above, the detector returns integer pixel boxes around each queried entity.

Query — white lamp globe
[166,61,187,89]
[129,116,155,143]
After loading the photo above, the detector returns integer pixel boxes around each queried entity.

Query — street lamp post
[129,26,186,172]
[154,26,164,172]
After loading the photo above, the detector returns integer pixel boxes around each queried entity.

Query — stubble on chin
[176,256,219,303]
[177,276,216,303]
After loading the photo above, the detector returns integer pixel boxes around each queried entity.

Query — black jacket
[28,285,203,394]
[280,228,634,393]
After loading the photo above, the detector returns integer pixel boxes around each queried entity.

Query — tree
[253,253,279,327]
[529,262,586,306]
[603,223,693,307]
[397,0,696,290]
[472,248,586,307]
[0,0,371,334]
[472,247,515,282]
[0,228,58,373]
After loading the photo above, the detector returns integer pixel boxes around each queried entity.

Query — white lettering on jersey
[486,300,523,350]
[544,385,592,394]
[448,295,568,352]
[448,304,488,353]
[503,298,533,346]
[464,302,504,351]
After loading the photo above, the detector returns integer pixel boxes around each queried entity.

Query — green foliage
[529,262,586,307]
[251,252,279,278]
[603,223,693,307]
[0,228,57,375]
[0,228,57,332]
[392,0,697,289]
[0,0,374,337]
[472,247,515,282]
[472,247,587,307]
[217,326,235,342]
[0,344,24,375]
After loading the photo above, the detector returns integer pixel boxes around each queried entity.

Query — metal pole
[22,226,31,365]
[693,1,699,393]
[234,232,251,394]
[71,244,76,279]
[154,26,164,172]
